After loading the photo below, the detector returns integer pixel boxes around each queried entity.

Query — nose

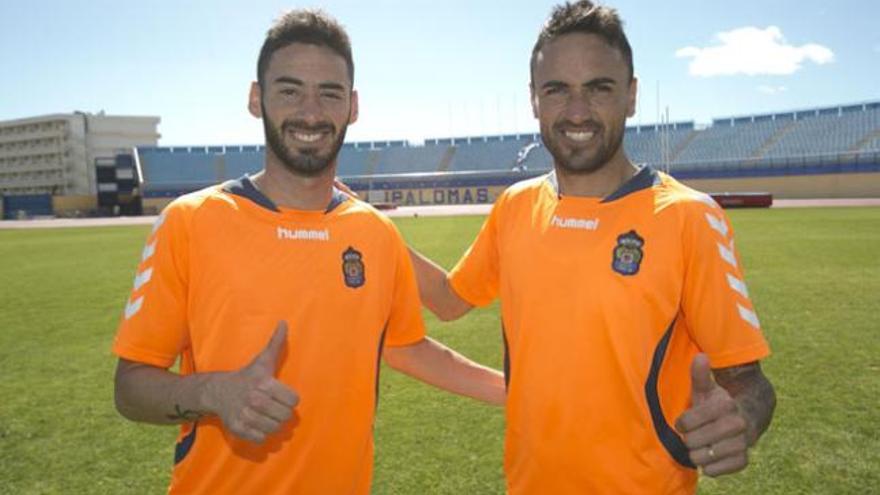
[294,92,324,126]
[563,90,593,125]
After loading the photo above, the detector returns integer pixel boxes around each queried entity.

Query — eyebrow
[273,77,346,92]
[540,80,567,90]
[318,82,346,92]
[540,77,618,90]
[274,76,304,86]
[584,77,617,88]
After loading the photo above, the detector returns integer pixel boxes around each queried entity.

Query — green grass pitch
[0,207,877,494]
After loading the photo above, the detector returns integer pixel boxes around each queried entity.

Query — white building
[0,112,160,196]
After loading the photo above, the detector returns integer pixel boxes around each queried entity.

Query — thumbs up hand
[675,354,749,477]
[203,321,300,444]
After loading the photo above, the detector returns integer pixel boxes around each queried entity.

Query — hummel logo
[277,226,330,241]
[551,215,600,231]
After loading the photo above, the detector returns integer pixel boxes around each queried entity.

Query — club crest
[342,246,365,288]
[611,230,644,276]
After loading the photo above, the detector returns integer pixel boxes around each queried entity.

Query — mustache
[281,120,336,134]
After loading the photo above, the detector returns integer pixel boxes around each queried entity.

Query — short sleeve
[384,223,428,347]
[112,203,191,368]
[681,201,771,368]
[448,199,502,307]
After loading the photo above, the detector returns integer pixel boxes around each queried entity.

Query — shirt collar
[546,165,660,203]
[221,175,348,214]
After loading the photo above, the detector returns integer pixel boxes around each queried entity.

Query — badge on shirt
[342,246,365,288]
[612,230,644,276]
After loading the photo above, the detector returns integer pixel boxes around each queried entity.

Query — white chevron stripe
[151,213,166,234]
[141,241,156,262]
[726,273,749,298]
[696,193,718,208]
[125,296,144,320]
[737,303,761,329]
[705,212,729,237]
[718,242,738,268]
[133,267,154,291]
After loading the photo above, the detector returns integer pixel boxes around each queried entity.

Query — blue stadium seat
[520,143,553,171]
[136,101,880,194]
[372,145,447,174]
[624,123,695,165]
[337,147,374,176]
[222,151,263,178]
[139,148,217,194]
[674,119,788,164]
[448,136,533,172]
[763,106,880,157]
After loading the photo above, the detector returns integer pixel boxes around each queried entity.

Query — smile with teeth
[563,130,596,142]
[291,131,325,143]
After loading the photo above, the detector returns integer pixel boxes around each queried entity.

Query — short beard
[543,121,625,175]
[261,101,348,178]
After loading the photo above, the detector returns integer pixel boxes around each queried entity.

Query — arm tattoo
[713,361,776,446]
[166,404,204,422]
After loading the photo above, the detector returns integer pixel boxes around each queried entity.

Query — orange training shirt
[449,166,770,494]
[113,176,426,495]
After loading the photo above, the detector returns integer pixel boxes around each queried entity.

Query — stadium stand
[447,137,526,172]
[675,118,789,163]
[139,147,218,192]
[763,104,880,157]
[624,122,696,164]
[133,100,880,199]
[517,143,553,171]
[372,144,446,174]
[336,145,374,176]
[862,136,880,151]
[222,147,264,178]
[670,103,880,167]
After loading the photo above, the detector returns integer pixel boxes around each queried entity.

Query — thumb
[690,353,716,404]
[251,321,288,372]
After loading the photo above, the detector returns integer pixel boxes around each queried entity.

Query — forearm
[714,362,776,446]
[408,248,472,321]
[384,337,505,406]
[114,359,222,425]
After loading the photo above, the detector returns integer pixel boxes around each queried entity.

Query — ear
[530,83,539,119]
[627,76,638,118]
[248,81,263,118]
[349,89,359,125]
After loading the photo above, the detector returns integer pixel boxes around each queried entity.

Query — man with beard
[112,9,504,494]
[409,1,776,493]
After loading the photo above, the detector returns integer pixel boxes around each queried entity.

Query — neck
[554,149,637,198]
[253,152,336,210]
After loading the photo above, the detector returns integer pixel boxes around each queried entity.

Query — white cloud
[758,85,788,94]
[676,26,834,77]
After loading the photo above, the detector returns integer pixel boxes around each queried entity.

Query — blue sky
[2,0,877,145]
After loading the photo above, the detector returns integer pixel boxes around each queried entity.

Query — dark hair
[257,9,354,88]
[530,1,633,83]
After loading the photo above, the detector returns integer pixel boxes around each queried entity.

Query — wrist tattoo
[167,404,204,422]
[713,362,776,446]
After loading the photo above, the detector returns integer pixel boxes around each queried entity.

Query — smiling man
[410,1,776,493]
[111,9,504,494]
